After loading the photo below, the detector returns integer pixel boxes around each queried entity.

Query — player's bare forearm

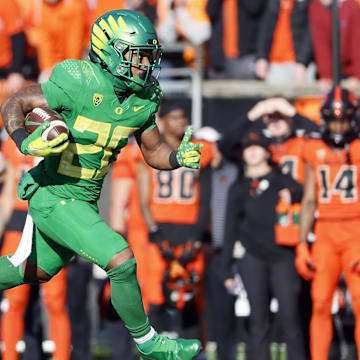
[0,160,15,236]
[109,178,132,235]
[299,162,317,243]
[136,126,175,170]
[300,198,316,243]
[1,84,48,136]
[142,141,174,170]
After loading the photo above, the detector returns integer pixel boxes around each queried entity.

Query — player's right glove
[295,242,315,281]
[21,122,69,157]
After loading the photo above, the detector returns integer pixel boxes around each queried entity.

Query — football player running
[0,10,202,360]
[296,86,360,360]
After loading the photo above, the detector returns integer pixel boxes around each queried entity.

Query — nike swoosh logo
[29,145,43,152]
[134,105,145,112]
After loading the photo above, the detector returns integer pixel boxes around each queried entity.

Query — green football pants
[27,186,128,276]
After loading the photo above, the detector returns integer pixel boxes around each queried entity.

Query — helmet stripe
[333,86,343,118]
[91,34,105,49]
[107,15,120,32]
[92,24,108,43]
[92,45,105,60]
[99,19,114,37]
[334,85,342,103]
[117,16,127,28]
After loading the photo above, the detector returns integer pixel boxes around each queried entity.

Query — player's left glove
[21,122,69,157]
[174,127,203,169]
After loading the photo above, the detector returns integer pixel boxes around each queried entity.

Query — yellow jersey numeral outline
[58,115,138,179]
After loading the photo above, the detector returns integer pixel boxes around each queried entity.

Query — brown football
[25,107,68,141]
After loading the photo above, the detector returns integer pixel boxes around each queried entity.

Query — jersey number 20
[58,115,138,179]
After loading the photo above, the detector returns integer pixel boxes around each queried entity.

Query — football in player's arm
[0,10,202,360]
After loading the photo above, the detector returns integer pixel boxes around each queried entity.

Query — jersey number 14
[318,165,357,203]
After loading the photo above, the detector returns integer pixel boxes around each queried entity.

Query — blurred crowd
[2,0,360,360]
[1,0,360,94]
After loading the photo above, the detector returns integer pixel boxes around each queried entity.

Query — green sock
[107,257,151,339]
[0,256,24,291]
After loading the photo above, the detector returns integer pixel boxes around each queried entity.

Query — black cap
[242,131,271,150]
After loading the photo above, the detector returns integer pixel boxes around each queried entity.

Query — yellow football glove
[176,127,203,169]
[21,122,69,157]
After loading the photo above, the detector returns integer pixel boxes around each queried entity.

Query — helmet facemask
[111,39,162,86]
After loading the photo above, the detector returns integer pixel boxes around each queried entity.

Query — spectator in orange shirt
[255,0,313,84]
[0,1,26,95]
[156,0,211,70]
[156,0,210,46]
[36,0,87,81]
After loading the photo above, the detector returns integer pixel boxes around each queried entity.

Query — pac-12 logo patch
[93,93,103,107]
[316,149,326,159]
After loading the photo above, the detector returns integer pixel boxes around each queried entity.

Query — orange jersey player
[260,99,318,184]
[269,133,307,183]
[110,140,149,308]
[111,140,147,234]
[0,136,71,360]
[145,138,214,226]
[260,99,319,184]
[138,138,214,306]
[296,86,360,360]
[137,102,214,344]
[218,97,319,184]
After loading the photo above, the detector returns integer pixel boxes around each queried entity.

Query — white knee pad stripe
[8,213,34,267]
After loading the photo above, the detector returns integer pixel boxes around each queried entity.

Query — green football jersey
[39,59,160,201]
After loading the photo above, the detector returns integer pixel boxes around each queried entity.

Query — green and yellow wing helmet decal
[89,10,162,90]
